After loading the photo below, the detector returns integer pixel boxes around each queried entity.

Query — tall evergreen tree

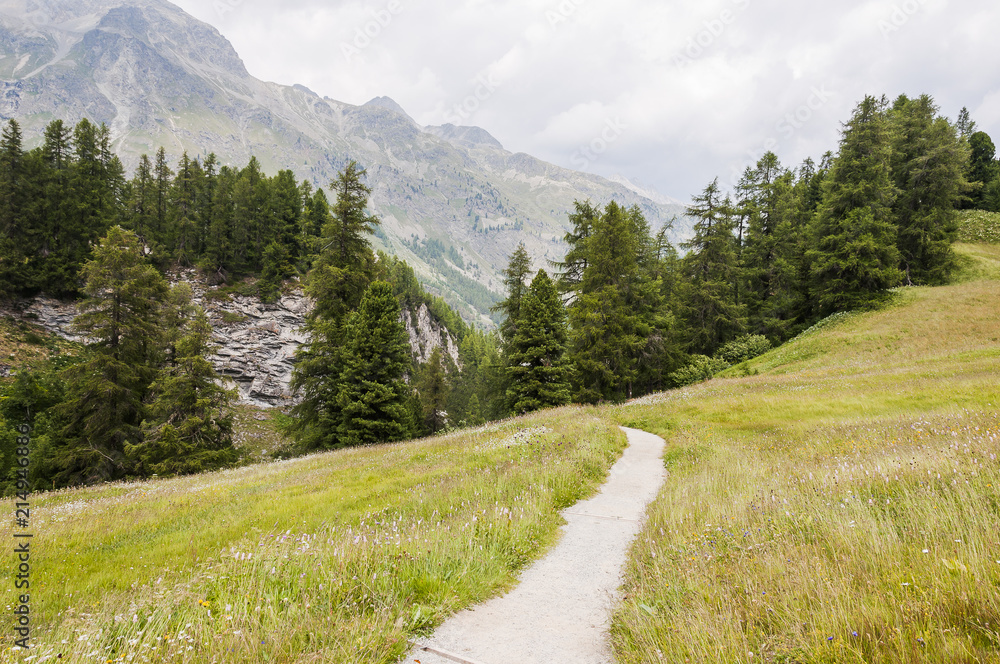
[128,309,238,477]
[504,270,572,414]
[45,227,168,486]
[553,200,599,297]
[335,281,413,447]
[493,243,532,345]
[889,94,969,284]
[965,131,998,210]
[152,147,173,250]
[567,202,664,402]
[418,347,451,434]
[289,162,380,448]
[808,96,902,315]
[679,179,746,356]
[0,120,25,293]
[741,154,805,340]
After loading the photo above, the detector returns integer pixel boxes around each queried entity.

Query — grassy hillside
[609,240,1000,663]
[0,410,624,662]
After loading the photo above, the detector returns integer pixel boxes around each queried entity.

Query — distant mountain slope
[0,0,689,325]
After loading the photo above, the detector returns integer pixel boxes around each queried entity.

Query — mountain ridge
[0,0,689,325]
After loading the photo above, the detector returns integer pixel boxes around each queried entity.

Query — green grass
[1,408,625,662]
[957,209,1000,245]
[608,242,1000,663]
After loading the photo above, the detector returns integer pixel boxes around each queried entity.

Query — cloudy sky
[170,0,999,202]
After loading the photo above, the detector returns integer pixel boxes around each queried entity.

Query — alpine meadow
[2,1,1000,662]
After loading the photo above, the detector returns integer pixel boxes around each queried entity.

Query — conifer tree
[290,162,380,448]
[965,131,998,210]
[169,152,203,265]
[46,227,168,485]
[0,120,24,293]
[568,202,664,402]
[335,281,413,447]
[889,94,968,284]
[493,243,532,345]
[553,200,599,297]
[740,154,805,340]
[808,96,902,315]
[126,154,157,245]
[152,147,173,250]
[418,347,451,434]
[505,270,572,414]
[679,179,746,356]
[128,309,237,477]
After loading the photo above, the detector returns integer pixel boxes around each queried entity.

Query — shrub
[715,334,772,365]
[669,355,730,388]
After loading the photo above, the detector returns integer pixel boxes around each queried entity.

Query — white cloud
[170,0,1000,201]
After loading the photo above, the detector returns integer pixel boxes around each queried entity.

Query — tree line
[1,92,993,488]
[0,117,333,300]
[483,93,984,412]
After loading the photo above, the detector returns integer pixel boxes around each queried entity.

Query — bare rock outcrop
[10,271,461,408]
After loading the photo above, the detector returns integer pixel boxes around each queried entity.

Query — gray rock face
[13,271,460,408]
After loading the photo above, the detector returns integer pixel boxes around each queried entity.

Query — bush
[716,334,772,365]
[669,355,730,388]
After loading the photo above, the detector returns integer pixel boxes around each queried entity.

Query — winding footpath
[407,427,666,664]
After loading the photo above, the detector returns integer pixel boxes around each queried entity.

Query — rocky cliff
[17,271,460,408]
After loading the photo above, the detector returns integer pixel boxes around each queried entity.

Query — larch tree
[129,308,238,477]
[335,281,413,447]
[889,94,969,285]
[504,269,572,414]
[679,179,746,356]
[808,95,902,316]
[47,226,168,486]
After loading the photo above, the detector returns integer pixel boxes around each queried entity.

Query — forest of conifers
[2,92,997,491]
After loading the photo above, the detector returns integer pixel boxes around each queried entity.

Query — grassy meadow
[3,218,999,663]
[608,241,1000,663]
[1,411,624,662]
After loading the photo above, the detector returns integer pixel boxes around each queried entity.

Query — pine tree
[889,94,969,284]
[152,147,173,250]
[966,131,998,210]
[129,309,238,477]
[418,347,451,434]
[553,200,599,296]
[492,243,532,345]
[168,152,203,265]
[125,154,157,245]
[505,270,572,414]
[568,202,665,402]
[335,281,413,447]
[307,161,379,323]
[0,120,25,293]
[956,107,977,141]
[679,179,746,356]
[46,227,168,486]
[290,162,380,448]
[808,96,902,316]
[740,154,805,340]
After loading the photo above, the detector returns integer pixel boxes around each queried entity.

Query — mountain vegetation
[2,92,997,492]
[0,194,996,664]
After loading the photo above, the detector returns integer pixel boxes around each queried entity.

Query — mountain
[0,0,689,326]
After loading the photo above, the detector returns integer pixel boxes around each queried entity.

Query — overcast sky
[170,0,999,202]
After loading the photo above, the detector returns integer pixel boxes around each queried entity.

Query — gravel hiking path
[406,427,666,664]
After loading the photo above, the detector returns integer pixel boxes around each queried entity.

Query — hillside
[0,0,688,325]
[609,236,1000,662]
[2,221,998,661]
